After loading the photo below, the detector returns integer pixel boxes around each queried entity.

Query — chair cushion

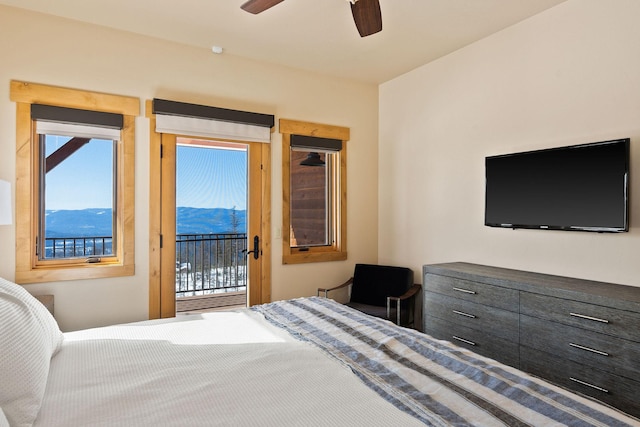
[350,264,413,307]
[346,302,399,322]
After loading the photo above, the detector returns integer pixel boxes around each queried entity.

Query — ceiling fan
[240,0,382,37]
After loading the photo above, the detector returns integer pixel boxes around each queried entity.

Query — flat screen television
[485,138,629,233]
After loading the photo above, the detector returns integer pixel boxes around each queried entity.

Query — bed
[1,277,639,427]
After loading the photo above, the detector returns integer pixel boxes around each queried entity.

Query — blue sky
[45,136,248,211]
[45,136,114,210]
[177,144,247,210]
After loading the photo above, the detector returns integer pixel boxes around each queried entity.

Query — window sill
[16,262,134,284]
[282,251,347,265]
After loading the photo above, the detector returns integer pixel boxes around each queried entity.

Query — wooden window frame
[10,81,138,283]
[147,99,273,319]
[280,119,348,264]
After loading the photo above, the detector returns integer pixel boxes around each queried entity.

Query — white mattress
[35,309,424,426]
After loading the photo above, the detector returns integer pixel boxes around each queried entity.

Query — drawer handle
[569,312,609,324]
[569,377,609,394]
[569,342,609,357]
[452,335,476,346]
[452,287,476,295]
[452,310,476,319]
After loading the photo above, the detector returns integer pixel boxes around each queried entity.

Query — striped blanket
[252,297,639,427]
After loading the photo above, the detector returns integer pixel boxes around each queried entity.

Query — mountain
[176,207,246,234]
[44,207,247,237]
[45,208,113,237]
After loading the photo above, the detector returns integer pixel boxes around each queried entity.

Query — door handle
[245,235,260,259]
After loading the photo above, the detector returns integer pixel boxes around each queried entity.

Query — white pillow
[0,408,10,427]
[0,278,63,427]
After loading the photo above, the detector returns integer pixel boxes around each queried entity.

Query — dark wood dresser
[423,262,640,417]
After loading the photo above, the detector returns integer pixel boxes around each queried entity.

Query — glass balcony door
[174,139,248,312]
[153,133,270,318]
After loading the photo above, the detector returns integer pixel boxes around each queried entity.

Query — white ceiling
[0,0,567,84]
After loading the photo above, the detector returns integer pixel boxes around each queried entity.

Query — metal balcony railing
[44,236,113,259]
[175,233,247,298]
[45,233,248,301]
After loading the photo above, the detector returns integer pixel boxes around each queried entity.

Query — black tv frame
[484,138,630,233]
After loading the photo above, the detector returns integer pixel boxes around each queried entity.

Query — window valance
[152,98,274,143]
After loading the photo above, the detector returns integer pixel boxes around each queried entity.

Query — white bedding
[35,309,424,426]
[9,293,634,426]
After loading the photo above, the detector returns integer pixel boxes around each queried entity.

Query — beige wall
[0,6,379,331]
[379,0,640,287]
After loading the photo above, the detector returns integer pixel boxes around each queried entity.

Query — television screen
[485,138,629,233]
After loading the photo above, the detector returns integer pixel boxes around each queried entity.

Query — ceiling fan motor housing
[241,0,382,38]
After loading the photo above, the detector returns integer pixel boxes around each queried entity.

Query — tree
[230,206,240,233]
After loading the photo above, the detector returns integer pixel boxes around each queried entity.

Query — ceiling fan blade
[350,0,382,37]
[241,0,285,14]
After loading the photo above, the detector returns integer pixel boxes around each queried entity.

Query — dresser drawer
[520,346,640,418]
[425,315,519,366]
[424,291,519,342]
[520,314,640,380]
[424,273,519,311]
[520,292,640,342]
[424,263,640,418]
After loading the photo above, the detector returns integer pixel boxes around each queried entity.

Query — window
[289,149,331,247]
[280,119,348,264]
[147,98,274,317]
[10,81,138,283]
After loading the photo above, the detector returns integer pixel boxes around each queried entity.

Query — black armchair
[317,264,421,328]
